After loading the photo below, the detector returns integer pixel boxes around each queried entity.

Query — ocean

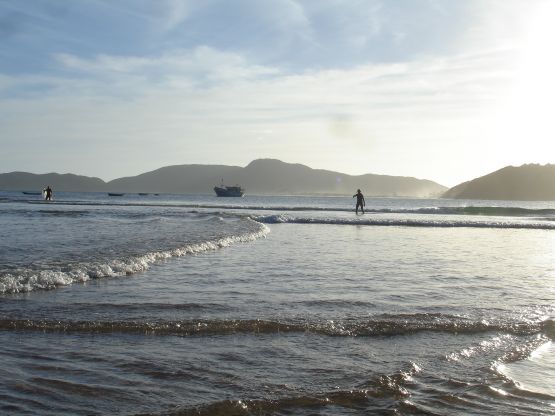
[0,191,554,415]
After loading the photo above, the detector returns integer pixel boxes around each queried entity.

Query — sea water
[0,191,553,415]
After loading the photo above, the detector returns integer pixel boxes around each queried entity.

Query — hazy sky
[1,0,554,186]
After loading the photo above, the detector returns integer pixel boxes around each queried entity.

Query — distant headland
[442,164,555,201]
[0,159,445,198]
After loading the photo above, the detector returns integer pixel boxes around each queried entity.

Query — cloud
[0,43,521,184]
[159,0,191,32]
[52,47,281,94]
[55,53,149,73]
[0,1,485,75]
[9,45,516,121]
[89,0,192,32]
[1,0,552,184]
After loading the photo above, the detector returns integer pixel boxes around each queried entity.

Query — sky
[1,0,554,187]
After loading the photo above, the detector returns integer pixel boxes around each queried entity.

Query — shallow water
[0,191,553,415]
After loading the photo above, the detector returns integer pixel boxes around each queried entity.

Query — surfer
[353,189,365,214]
[44,186,53,201]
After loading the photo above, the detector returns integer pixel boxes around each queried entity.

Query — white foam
[251,215,555,230]
[498,341,555,397]
[0,221,269,294]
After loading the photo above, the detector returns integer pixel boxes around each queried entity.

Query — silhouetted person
[44,186,53,201]
[353,189,365,214]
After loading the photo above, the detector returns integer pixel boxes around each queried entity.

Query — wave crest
[0,222,269,294]
[251,215,555,230]
[1,316,551,337]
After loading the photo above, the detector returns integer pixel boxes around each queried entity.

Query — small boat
[214,184,245,197]
[22,191,42,195]
[138,193,149,196]
[108,193,125,196]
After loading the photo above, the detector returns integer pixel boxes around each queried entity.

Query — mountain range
[0,159,446,197]
[2,160,554,200]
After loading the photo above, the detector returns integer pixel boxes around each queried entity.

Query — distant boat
[22,191,42,195]
[138,193,149,196]
[108,193,125,196]
[214,184,245,197]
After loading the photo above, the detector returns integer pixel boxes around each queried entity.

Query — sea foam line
[251,215,555,230]
[0,220,269,294]
[21,199,555,217]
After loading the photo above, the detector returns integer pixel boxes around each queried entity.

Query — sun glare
[501,1,555,162]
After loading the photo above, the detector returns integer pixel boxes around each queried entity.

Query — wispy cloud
[0,43,521,184]
[1,0,553,185]
[52,46,281,92]
[159,0,191,32]
[55,53,150,73]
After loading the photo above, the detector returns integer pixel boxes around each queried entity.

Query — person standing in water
[353,189,365,214]
[44,185,53,201]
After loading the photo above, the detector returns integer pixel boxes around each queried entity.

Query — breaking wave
[252,214,555,230]
[0,223,269,294]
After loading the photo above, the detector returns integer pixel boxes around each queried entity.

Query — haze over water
[0,191,554,415]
